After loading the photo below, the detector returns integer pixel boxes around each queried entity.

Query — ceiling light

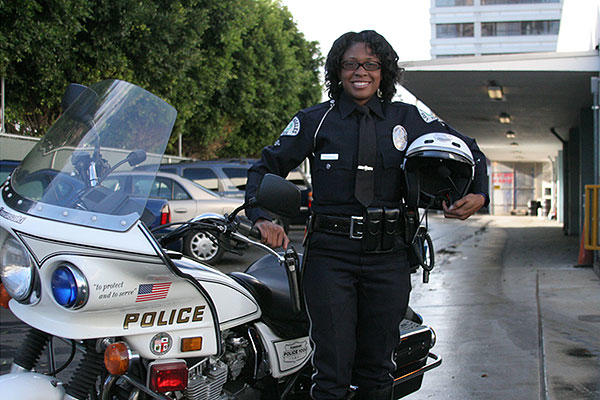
[499,113,511,124]
[487,82,503,100]
[506,130,516,138]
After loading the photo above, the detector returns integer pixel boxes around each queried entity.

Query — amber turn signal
[181,336,203,352]
[104,342,130,375]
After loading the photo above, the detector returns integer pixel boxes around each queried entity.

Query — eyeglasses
[341,61,381,71]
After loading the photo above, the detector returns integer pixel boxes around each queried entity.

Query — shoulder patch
[392,125,408,151]
[416,101,440,124]
[281,116,300,137]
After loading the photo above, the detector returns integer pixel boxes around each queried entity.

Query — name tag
[320,153,339,160]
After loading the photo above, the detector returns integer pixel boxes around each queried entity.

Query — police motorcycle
[0,79,442,400]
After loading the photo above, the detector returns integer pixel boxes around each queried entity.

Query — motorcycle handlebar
[284,248,302,314]
[166,214,302,312]
[236,218,261,240]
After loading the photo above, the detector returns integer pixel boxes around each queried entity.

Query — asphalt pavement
[1,214,598,399]
[409,214,599,400]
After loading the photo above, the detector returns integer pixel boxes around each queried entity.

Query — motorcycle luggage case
[392,319,436,398]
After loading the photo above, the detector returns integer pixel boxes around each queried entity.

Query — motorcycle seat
[229,254,309,340]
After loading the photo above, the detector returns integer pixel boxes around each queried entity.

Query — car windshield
[185,179,221,199]
[223,167,249,190]
[8,80,176,231]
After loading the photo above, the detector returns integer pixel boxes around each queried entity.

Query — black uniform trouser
[303,232,411,400]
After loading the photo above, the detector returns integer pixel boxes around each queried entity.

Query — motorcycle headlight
[51,264,88,309]
[0,235,36,302]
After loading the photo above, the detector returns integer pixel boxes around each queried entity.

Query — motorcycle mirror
[127,150,147,166]
[61,83,90,113]
[62,84,98,125]
[255,174,300,218]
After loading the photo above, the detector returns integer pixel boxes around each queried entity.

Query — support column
[566,127,580,236]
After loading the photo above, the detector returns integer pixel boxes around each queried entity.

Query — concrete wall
[0,133,190,164]
[562,107,596,237]
[0,133,39,160]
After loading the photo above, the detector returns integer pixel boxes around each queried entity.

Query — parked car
[103,171,245,263]
[0,160,21,184]
[154,160,312,228]
[158,159,252,198]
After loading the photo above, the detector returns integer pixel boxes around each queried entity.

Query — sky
[280,0,432,62]
[281,0,600,59]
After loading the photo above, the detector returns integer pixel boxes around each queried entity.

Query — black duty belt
[311,208,406,253]
[312,214,365,239]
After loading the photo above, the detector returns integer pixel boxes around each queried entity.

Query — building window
[435,0,473,6]
[436,23,474,38]
[481,20,560,36]
[481,0,560,4]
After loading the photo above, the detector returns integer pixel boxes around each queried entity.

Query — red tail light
[149,361,188,393]
[308,191,313,209]
[160,204,171,225]
[0,283,11,309]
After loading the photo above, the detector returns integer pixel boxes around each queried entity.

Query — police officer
[245,30,488,400]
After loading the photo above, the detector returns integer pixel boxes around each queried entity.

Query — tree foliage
[0,0,322,158]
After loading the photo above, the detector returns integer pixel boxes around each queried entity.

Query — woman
[245,30,488,400]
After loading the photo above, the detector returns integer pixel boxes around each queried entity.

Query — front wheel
[184,230,224,264]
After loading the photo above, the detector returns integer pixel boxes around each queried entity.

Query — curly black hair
[325,30,403,102]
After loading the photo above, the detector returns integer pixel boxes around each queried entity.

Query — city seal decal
[150,332,172,356]
[281,116,300,137]
[392,125,408,151]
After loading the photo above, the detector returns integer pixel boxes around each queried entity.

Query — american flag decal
[136,282,172,302]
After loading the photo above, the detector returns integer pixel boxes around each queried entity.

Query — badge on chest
[392,125,407,151]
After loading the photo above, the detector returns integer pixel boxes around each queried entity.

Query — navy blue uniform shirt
[246,93,488,222]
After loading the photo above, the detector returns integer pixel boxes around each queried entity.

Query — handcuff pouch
[363,208,383,253]
[382,208,400,252]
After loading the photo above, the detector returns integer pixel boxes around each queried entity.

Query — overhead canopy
[399,51,599,162]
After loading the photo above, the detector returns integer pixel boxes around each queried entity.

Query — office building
[430,0,563,58]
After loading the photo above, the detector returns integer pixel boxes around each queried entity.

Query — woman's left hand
[443,193,486,220]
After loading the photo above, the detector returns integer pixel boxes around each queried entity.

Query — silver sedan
[104,171,244,264]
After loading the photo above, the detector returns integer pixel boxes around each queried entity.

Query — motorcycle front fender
[0,371,71,400]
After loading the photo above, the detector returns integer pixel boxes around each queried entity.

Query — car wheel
[184,230,224,264]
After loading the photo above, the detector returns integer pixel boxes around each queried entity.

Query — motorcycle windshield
[9,80,176,231]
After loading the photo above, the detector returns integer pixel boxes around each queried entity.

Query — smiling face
[340,42,381,106]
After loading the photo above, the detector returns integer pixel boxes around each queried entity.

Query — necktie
[354,105,376,207]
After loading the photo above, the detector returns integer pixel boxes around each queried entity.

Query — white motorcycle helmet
[402,132,474,210]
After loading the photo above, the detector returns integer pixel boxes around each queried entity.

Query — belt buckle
[349,216,364,239]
